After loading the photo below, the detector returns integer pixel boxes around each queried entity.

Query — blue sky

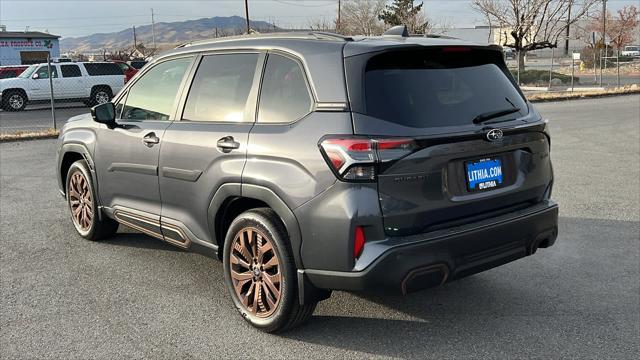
[0,0,637,38]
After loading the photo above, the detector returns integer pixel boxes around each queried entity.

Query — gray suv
[56,29,558,332]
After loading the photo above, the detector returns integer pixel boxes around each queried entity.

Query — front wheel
[223,208,316,332]
[66,160,118,240]
[2,90,27,111]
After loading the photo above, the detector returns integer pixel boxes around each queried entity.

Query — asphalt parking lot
[1,95,638,359]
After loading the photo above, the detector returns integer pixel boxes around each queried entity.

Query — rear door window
[182,53,259,122]
[363,48,527,128]
[60,64,81,77]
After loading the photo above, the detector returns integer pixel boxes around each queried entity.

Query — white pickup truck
[0,62,124,111]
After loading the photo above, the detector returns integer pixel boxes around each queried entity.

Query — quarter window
[83,63,123,76]
[121,57,192,121]
[257,54,312,123]
[182,53,259,122]
[60,64,81,77]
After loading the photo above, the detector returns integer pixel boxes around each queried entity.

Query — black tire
[66,160,118,240]
[88,86,112,106]
[223,208,316,333]
[1,90,27,111]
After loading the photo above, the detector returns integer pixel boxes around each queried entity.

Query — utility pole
[151,8,156,50]
[602,0,607,44]
[564,0,572,56]
[133,26,137,49]
[244,0,250,34]
[337,0,342,33]
[602,0,607,70]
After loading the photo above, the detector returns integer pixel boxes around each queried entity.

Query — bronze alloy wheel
[229,227,282,318]
[68,171,93,232]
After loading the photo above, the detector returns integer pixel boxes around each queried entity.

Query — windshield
[364,48,527,128]
[18,65,38,78]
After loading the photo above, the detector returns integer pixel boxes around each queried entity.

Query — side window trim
[173,50,265,124]
[255,51,315,125]
[116,55,197,123]
[115,91,128,120]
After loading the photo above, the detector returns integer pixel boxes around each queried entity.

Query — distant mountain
[60,16,278,53]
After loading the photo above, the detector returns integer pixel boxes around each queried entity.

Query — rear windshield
[364,48,527,128]
[83,63,123,76]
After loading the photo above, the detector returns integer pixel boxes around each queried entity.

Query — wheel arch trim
[58,142,103,220]
[207,183,304,269]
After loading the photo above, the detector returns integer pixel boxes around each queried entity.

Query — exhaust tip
[401,264,449,295]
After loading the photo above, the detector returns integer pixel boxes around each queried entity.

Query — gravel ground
[1,95,638,359]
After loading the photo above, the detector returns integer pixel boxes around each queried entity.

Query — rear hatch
[344,45,553,236]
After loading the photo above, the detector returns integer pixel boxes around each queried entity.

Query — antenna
[383,25,409,38]
[151,8,156,49]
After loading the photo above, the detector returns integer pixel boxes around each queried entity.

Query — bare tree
[340,0,386,36]
[472,0,599,71]
[308,17,335,32]
[587,5,639,49]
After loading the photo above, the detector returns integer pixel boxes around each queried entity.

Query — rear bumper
[304,201,558,294]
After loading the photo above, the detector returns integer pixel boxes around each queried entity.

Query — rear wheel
[2,90,27,111]
[223,208,316,332]
[66,160,118,240]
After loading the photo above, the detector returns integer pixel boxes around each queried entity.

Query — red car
[0,65,29,79]
[111,61,138,83]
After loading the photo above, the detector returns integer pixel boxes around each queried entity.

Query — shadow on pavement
[281,216,639,357]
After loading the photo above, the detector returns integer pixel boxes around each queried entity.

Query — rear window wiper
[472,107,522,124]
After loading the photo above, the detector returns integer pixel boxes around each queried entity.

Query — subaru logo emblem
[486,129,503,142]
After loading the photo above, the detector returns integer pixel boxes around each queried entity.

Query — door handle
[217,136,240,153]
[142,132,160,147]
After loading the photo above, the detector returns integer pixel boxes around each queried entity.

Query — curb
[0,131,60,143]
[528,89,640,103]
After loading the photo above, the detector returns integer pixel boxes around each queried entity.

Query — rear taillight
[319,137,417,182]
[353,226,366,259]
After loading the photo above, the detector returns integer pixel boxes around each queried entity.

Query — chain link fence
[1,47,638,139]
[1,54,129,138]
[507,48,640,92]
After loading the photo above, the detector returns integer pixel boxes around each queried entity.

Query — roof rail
[419,34,459,40]
[174,31,352,49]
[307,31,354,41]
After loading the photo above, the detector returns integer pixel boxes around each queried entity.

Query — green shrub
[510,69,579,86]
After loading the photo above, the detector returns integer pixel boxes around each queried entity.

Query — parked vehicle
[129,59,147,69]
[621,45,640,57]
[0,62,124,111]
[111,60,138,83]
[56,27,558,332]
[0,65,29,79]
[504,47,516,60]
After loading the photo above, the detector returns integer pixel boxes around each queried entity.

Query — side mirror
[91,102,116,127]
[32,73,39,79]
